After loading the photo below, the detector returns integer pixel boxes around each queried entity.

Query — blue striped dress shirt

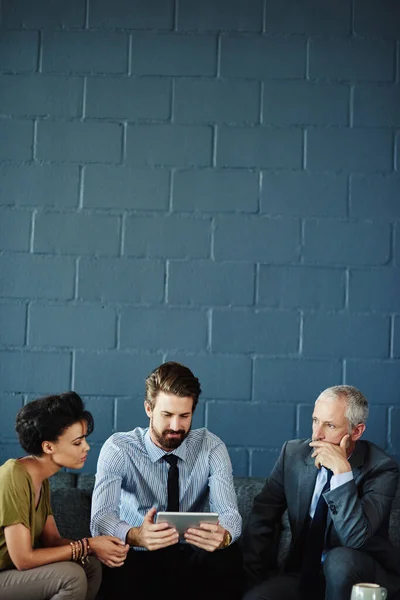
[90,427,242,545]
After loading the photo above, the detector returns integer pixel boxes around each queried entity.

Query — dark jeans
[99,542,244,600]
[244,548,400,600]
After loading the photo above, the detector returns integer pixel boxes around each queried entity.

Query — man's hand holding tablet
[184,521,231,552]
[127,507,179,551]
[155,511,232,552]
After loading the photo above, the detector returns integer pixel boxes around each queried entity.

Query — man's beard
[151,421,190,450]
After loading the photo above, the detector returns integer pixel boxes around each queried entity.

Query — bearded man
[91,361,242,600]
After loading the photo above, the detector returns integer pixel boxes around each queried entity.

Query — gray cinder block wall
[0,0,399,476]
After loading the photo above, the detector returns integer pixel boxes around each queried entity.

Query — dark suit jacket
[242,438,400,587]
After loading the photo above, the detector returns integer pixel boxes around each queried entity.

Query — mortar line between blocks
[216,34,222,78]
[37,30,43,73]
[84,0,90,29]
[70,350,76,389]
[298,310,304,355]
[29,209,36,253]
[173,0,179,31]
[82,76,87,119]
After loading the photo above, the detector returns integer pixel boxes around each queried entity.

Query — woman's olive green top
[0,459,52,571]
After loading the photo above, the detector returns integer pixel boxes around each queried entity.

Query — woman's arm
[6,516,129,571]
[4,522,72,571]
[40,515,71,547]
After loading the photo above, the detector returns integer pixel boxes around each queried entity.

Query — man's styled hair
[145,362,202,411]
[16,392,94,456]
[320,385,369,430]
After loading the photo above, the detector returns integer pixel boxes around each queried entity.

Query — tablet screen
[155,511,219,535]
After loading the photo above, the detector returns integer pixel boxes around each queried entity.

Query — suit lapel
[295,446,319,527]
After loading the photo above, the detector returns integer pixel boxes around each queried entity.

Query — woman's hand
[89,536,129,568]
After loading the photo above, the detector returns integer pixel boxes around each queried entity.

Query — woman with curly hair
[0,392,128,600]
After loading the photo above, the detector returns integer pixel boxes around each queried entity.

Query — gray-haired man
[243,385,400,600]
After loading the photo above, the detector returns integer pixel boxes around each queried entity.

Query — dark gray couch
[49,473,267,540]
[50,472,400,562]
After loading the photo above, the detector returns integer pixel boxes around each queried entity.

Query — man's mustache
[163,429,185,435]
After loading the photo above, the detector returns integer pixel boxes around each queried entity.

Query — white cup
[351,583,387,600]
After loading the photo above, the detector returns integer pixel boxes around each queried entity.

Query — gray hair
[318,385,369,431]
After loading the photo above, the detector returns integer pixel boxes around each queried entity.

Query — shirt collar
[144,428,187,463]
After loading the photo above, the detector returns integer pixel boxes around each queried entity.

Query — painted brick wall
[0,0,399,476]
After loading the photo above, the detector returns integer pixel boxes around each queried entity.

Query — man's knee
[243,575,301,600]
[325,547,353,577]
[243,588,261,600]
[324,547,369,586]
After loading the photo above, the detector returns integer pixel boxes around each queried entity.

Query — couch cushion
[390,509,400,548]
[51,488,91,539]
[77,473,96,491]
[234,477,265,530]
[49,472,76,491]
[49,472,400,551]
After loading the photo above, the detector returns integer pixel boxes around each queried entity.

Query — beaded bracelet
[77,539,83,562]
[81,538,89,565]
[70,538,90,564]
[70,541,76,562]
[70,540,80,562]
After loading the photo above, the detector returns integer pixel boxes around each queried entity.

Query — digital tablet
[155,512,219,535]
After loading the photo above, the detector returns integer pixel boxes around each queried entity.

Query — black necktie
[163,454,179,512]
[300,469,333,596]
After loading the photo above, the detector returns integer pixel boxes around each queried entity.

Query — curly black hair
[15,392,94,456]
